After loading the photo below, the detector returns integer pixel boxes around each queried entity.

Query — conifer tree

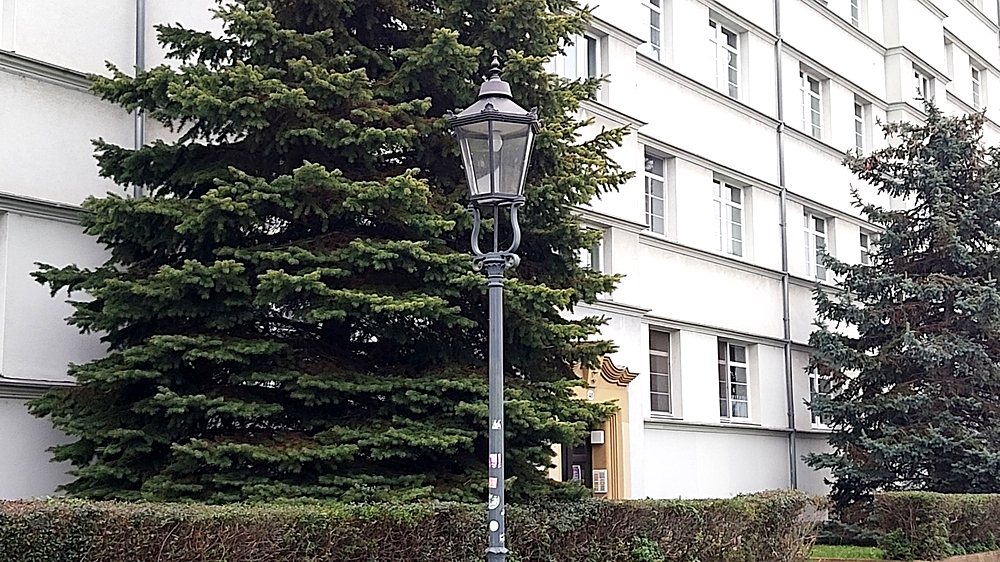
[31,0,627,502]
[806,106,1000,508]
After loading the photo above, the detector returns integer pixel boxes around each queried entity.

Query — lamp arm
[505,202,522,255]
[470,205,486,258]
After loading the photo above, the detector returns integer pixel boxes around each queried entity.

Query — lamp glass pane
[455,122,496,199]
[498,123,531,196]
[455,118,534,201]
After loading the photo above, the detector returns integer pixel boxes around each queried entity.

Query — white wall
[5,0,135,75]
[643,424,791,498]
[0,0,220,501]
[0,213,108,382]
[0,397,73,499]
[0,74,133,205]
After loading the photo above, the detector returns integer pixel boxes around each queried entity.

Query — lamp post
[448,52,540,562]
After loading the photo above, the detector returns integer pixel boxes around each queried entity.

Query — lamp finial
[489,51,502,80]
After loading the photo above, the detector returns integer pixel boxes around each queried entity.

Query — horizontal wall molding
[0,377,72,400]
[581,99,647,129]
[645,417,794,437]
[0,50,92,92]
[577,299,652,319]
[637,55,782,130]
[800,0,888,55]
[642,311,790,348]
[637,133,783,196]
[0,192,85,224]
[639,232,785,281]
[575,207,649,234]
[780,42,889,110]
[944,28,1000,75]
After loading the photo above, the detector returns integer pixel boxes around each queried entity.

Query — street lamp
[448,52,540,562]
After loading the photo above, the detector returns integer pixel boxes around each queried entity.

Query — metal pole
[484,254,508,562]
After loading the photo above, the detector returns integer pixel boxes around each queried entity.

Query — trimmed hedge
[874,492,1000,560]
[0,490,823,562]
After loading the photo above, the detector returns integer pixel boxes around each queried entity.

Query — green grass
[810,544,885,559]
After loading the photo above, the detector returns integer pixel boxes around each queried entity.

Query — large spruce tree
[807,106,1000,508]
[31,0,626,502]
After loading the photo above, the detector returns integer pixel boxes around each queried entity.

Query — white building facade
[569,0,1000,499]
[1,0,999,500]
[0,0,217,499]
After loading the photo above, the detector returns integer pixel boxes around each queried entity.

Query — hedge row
[874,491,1000,560]
[0,490,823,562]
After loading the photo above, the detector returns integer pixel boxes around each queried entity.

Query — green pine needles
[30,0,628,503]
[806,105,1000,508]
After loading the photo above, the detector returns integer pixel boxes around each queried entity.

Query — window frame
[853,99,870,154]
[644,151,667,235]
[578,229,605,272]
[550,33,601,81]
[972,65,983,110]
[914,68,933,100]
[809,370,833,427]
[709,18,740,99]
[649,329,672,415]
[800,71,823,139]
[859,230,872,265]
[713,178,744,257]
[850,0,861,28]
[642,0,663,61]
[718,340,750,420]
[804,212,829,281]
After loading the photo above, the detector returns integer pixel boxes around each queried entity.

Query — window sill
[720,417,758,426]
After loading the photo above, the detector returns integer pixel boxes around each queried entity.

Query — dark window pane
[650,330,670,352]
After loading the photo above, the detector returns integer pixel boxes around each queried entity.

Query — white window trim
[645,152,667,235]
[718,341,751,420]
[713,179,744,257]
[859,230,872,266]
[642,0,663,61]
[850,0,862,28]
[914,67,933,100]
[709,19,740,99]
[578,229,605,272]
[549,33,601,81]
[649,329,673,415]
[972,65,983,110]
[809,371,833,428]
[853,100,867,154]
[800,71,823,139]
[804,212,829,281]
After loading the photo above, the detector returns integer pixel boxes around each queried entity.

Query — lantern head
[448,52,540,207]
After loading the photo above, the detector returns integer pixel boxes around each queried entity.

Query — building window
[972,66,983,110]
[854,101,865,153]
[914,68,932,100]
[649,330,671,413]
[713,179,743,257]
[642,0,662,61]
[579,233,603,272]
[804,212,828,280]
[810,371,833,426]
[800,71,822,139]
[860,231,871,265]
[550,34,600,80]
[850,0,861,28]
[709,19,739,98]
[718,341,749,419]
[645,152,666,235]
